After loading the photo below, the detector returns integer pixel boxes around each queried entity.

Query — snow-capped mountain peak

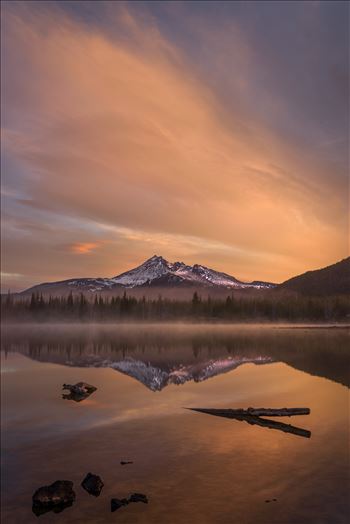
[111,255,172,287]
[111,256,274,289]
[21,255,276,295]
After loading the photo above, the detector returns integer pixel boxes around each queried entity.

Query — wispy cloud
[1,1,348,291]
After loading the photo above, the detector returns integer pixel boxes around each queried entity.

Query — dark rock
[111,498,129,512]
[32,480,75,516]
[62,382,97,402]
[120,461,133,465]
[129,493,148,504]
[81,472,104,497]
[63,382,97,394]
[110,493,149,512]
[265,500,270,503]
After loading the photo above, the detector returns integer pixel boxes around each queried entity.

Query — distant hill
[279,257,350,296]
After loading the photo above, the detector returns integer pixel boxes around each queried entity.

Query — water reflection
[1,324,349,524]
[2,324,349,388]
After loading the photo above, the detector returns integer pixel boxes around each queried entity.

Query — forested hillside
[2,290,349,322]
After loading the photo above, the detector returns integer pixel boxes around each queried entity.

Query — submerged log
[187,408,311,439]
[235,414,311,439]
[187,407,310,417]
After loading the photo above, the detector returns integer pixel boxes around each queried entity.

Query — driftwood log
[233,414,310,438]
[187,407,310,417]
[187,407,311,439]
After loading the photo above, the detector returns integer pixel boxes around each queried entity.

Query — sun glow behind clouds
[1,1,348,291]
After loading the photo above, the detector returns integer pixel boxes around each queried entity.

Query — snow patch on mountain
[111,255,275,289]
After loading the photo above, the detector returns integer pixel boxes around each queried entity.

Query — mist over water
[1,324,349,523]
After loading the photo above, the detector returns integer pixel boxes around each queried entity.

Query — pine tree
[30,292,37,310]
[67,291,74,309]
[192,292,201,315]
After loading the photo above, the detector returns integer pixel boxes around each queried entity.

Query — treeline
[1,291,349,322]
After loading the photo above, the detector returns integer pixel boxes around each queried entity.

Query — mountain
[279,257,350,296]
[112,255,273,289]
[12,255,349,298]
[106,356,272,391]
[19,255,276,296]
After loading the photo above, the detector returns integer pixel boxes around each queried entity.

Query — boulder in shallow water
[81,472,104,497]
[129,493,148,504]
[110,493,149,512]
[62,382,97,402]
[111,498,129,512]
[32,480,75,516]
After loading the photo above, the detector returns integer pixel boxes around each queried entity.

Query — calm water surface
[1,324,349,523]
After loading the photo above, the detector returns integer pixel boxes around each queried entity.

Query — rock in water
[111,498,129,512]
[129,493,148,504]
[32,480,75,516]
[110,493,149,512]
[81,473,104,497]
[73,382,97,394]
[62,382,97,402]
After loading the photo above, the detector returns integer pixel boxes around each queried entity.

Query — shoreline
[2,321,349,329]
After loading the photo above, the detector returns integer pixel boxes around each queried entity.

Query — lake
[1,324,349,523]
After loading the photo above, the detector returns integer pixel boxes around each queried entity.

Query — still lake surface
[1,324,349,524]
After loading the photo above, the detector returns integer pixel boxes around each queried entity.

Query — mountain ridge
[278,257,350,296]
[19,255,276,296]
[12,255,350,297]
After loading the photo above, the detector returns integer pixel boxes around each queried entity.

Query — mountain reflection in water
[2,324,349,388]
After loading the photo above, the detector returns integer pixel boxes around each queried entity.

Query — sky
[1,0,349,291]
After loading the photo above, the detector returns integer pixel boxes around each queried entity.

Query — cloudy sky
[1,0,349,291]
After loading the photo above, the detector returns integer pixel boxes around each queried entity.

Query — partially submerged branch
[187,407,310,417]
[187,407,311,439]
[235,414,311,438]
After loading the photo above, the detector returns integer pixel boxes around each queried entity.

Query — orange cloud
[70,243,100,255]
[1,3,348,288]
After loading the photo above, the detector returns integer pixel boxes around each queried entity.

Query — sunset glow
[1,1,348,291]
[70,242,101,255]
